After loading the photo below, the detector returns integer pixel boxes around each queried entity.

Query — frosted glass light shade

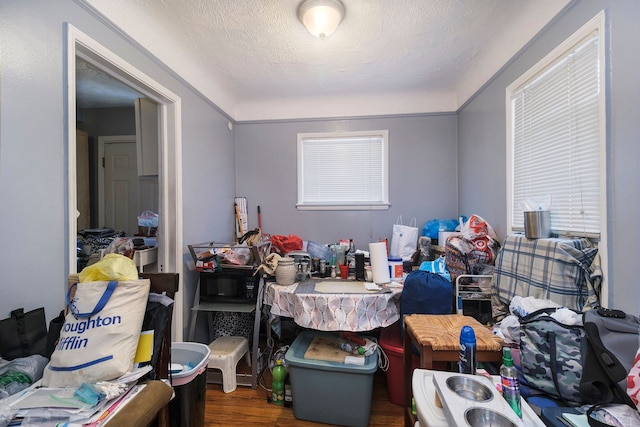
[298,0,345,39]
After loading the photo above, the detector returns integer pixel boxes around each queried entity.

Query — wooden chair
[139,272,179,427]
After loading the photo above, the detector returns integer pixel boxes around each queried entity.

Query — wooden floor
[203,368,404,426]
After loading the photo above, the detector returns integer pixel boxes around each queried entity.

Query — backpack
[580,307,640,407]
[399,270,453,335]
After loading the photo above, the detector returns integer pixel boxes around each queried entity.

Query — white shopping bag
[390,216,419,261]
[42,279,150,387]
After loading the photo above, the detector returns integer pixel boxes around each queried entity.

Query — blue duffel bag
[399,270,453,336]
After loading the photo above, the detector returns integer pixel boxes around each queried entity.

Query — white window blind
[508,17,604,237]
[297,131,389,210]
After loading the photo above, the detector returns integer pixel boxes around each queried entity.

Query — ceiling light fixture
[298,0,345,39]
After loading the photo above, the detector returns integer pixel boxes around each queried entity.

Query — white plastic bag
[390,216,419,261]
[137,210,158,227]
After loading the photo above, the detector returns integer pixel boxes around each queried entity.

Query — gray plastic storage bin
[169,342,211,427]
[284,330,378,427]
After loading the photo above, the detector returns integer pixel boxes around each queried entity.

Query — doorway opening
[65,23,184,339]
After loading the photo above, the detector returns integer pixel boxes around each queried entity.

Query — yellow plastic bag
[79,253,139,282]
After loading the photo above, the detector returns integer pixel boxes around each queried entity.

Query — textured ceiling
[79,0,571,121]
[76,57,143,109]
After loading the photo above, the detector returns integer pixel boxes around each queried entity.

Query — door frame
[65,24,185,339]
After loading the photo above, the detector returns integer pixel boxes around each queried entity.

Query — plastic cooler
[379,323,449,405]
[169,342,211,427]
[285,330,378,427]
[379,324,420,405]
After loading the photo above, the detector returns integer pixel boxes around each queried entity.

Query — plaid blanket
[493,234,601,313]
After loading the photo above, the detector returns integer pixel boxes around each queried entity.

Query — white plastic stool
[207,336,250,393]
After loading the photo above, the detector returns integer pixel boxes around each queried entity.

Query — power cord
[258,335,290,394]
[377,342,390,372]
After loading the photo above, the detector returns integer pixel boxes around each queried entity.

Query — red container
[379,324,420,406]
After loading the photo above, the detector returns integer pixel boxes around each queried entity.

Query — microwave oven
[199,268,259,303]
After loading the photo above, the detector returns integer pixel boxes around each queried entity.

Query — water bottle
[339,341,365,355]
[459,325,476,374]
[500,347,522,418]
[271,359,286,405]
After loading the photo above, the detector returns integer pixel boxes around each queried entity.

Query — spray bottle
[458,325,476,374]
[500,347,522,418]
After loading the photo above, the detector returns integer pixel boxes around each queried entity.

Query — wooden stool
[207,336,250,393]
[402,314,504,427]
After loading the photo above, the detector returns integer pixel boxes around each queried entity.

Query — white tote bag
[42,279,150,387]
[390,216,419,261]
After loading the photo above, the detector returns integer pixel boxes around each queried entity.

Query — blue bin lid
[285,331,378,374]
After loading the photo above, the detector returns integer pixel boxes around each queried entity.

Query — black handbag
[45,309,65,359]
[0,307,48,360]
[580,307,640,407]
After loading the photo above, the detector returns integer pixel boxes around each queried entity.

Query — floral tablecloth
[264,280,402,332]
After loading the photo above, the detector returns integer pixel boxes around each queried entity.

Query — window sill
[296,203,390,211]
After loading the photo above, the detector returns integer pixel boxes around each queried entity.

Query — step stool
[207,336,251,393]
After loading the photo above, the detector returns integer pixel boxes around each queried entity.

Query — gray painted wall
[458,0,640,313]
[79,107,136,137]
[1,0,638,339]
[235,114,459,251]
[0,0,236,340]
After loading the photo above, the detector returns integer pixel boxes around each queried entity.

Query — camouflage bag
[519,307,587,405]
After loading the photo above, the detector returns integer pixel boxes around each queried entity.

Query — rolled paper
[369,242,391,284]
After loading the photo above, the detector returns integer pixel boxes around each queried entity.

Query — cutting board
[304,335,364,364]
[314,281,372,294]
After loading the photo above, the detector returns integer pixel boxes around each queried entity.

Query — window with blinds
[297,130,389,210]
[506,12,605,237]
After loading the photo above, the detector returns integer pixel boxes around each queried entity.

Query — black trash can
[169,342,210,427]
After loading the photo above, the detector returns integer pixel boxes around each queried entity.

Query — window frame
[296,130,390,211]
[505,11,606,240]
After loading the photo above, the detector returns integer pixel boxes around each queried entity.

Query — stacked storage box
[285,330,378,427]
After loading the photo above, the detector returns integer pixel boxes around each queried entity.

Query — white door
[102,139,160,237]
[104,141,139,236]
